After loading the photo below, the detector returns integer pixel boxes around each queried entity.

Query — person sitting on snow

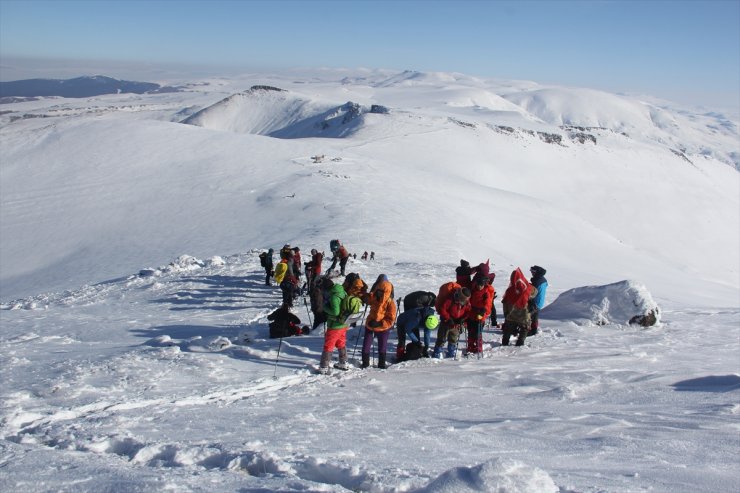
[267,303,308,338]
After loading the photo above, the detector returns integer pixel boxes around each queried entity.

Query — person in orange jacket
[361,274,396,369]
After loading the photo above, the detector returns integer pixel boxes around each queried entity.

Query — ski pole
[303,296,313,327]
[351,304,369,358]
[273,337,284,378]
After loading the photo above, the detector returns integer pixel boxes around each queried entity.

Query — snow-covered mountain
[0,69,738,492]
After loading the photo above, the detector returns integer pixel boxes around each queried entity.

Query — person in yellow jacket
[361,274,396,369]
[274,256,298,308]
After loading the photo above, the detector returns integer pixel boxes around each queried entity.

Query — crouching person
[267,303,308,338]
[396,305,439,361]
[433,287,471,358]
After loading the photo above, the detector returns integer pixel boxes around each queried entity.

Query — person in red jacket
[304,248,323,289]
[432,287,471,358]
[501,268,535,346]
[466,273,495,354]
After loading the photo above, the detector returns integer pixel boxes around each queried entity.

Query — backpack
[259,252,267,268]
[435,281,461,313]
[404,342,424,361]
[339,294,362,324]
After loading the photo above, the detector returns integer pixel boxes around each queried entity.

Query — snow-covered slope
[0,69,738,493]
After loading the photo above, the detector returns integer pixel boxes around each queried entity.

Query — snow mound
[417,458,558,493]
[540,280,660,326]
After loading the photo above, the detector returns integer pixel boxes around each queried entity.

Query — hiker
[433,287,471,358]
[327,240,349,276]
[361,251,368,260]
[318,279,350,373]
[528,265,548,336]
[343,272,368,312]
[403,290,437,311]
[259,248,274,286]
[370,251,375,260]
[466,273,495,354]
[456,259,473,289]
[308,275,330,331]
[304,248,323,289]
[361,274,396,369]
[501,268,537,346]
[267,303,308,338]
[395,305,439,360]
[292,247,303,281]
[274,252,299,308]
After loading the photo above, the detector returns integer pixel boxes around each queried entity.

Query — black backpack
[259,252,268,267]
[404,342,424,361]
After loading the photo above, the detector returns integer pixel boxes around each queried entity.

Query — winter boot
[467,337,478,354]
[446,344,457,359]
[423,345,430,358]
[334,348,350,370]
[378,353,387,369]
[395,345,405,362]
[433,344,443,359]
[361,353,370,369]
[319,351,332,374]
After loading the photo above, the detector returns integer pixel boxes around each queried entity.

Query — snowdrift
[540,280,661,326]
[417,458,558,493]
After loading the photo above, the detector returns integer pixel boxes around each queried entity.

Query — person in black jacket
[267,303,308,338]
[402,290,437,311]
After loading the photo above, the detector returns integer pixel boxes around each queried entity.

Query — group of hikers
[259,241,548,374]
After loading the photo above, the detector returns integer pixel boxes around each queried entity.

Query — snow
[0,69,738,492]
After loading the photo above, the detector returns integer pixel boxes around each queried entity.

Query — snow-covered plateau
[1,69,738,492]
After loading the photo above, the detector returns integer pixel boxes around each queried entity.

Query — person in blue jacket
[395,305,439,360]
[528,265,548,336]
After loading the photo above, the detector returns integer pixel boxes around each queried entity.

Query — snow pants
[362,329,390,355]
[323,328,348,352]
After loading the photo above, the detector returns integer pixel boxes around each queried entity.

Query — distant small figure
[361,251,368,260]
[258,248,274,286]
[370,251,375,260]
[353,253,357,259]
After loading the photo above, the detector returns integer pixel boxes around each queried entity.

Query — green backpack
[339,294,362,324]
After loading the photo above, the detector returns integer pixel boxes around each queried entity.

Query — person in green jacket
[318,279,360,374]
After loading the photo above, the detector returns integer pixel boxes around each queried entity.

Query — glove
[368,319,381,328]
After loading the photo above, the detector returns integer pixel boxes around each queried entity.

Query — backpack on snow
[435,281,462,313]
[259,252,268,268]
[404,342,424,361]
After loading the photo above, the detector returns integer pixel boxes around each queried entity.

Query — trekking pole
[351,304,369,358]
[303,297,313,327]
[272,337,284,378]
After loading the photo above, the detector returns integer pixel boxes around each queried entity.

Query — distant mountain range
[0,75,179,100]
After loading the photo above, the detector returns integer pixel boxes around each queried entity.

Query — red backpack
[435,281,461,313]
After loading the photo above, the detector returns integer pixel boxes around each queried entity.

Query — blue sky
[1,0,738,110]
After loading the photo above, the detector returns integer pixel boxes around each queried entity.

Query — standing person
[361,251,368,260]
[318,279,352,373]
[292,247,303,281]
[259,248,274,286]
[275,252,299,308]
[456,259,473,289]
[466,273,495,354]
[304,248,323,289]
[361,274,395,369]
[396,305,438,360]
[370,251,375,260]
[501,268,536,346]
[528,265,548,336]
[309,275,332,332]
[337,243,350,276]
[433,287,471,358]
